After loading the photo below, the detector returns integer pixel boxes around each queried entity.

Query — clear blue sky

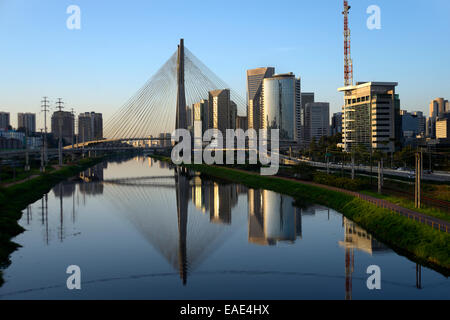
[0,0,449,129]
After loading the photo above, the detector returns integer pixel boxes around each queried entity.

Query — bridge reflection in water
[41,157,393,291]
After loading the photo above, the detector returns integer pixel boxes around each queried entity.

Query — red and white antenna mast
[343,0,353,87]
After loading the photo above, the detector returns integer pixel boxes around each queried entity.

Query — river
[0,156,448,300]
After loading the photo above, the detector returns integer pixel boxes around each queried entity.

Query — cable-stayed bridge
[75,39,245,148]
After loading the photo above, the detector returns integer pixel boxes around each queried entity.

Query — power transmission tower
[24,126,30,171]
[40,128,45,172]
[56,98,64,166]
[41,96,50,167]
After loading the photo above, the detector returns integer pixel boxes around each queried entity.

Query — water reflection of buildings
[339,218,387,255]
[79,163,106,195]
[248,189,302,246]
[338,217,389,300]
[43,163,107,243]
[191,177,240,225]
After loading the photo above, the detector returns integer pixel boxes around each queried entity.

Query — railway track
[381,186,450,213]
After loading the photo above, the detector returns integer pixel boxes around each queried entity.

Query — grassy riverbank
[0,157,104,286]
[150,155,450,274]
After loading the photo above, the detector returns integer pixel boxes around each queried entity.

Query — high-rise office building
[436,117,450,139]
[261,73,301,144]
[247,67,275,131]
[300,93,315,144]
[331,112,343,135]
[400,110,425,137]
[51,111,74,143]
[208,89,236,134]
[445,100,449,113]
[229,101,237,131]
[236,116,248,131]
[430,98,445,118]
[159,133,172,147]
[0,112,10,130]
[17,113,36,134]
[186,107,192,128]
[338,82,401,153]
[428,98,448,138]
[192,99,209,135]
[413,111,426,135]
[78,112,103,143]
[304,102,330,145]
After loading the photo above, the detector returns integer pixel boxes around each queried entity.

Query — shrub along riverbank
[150,155,450,275]
[0,157,104,286]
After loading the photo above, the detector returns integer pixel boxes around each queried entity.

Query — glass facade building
[262,73,301,144]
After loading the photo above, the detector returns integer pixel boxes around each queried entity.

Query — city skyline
[0,0,449,130]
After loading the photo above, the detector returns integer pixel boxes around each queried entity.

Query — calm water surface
[0,156,448,300]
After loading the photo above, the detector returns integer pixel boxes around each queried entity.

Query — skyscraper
[338,82,401,153]
[262,73,301,144]
[428,98,447,138]
[304,102,330,145]
[236,116,248,131]
[247,67,275,131]
[300,93,315,145]
[192,99,209,135]
[400,110,426,137]
[51,111,74,144]
[229,101,237,131]
[0,112,10,130]
[78,112,103,143]
[186,107,192,128]
[331,112,343,135]
[208,89,236,134]
[430,98,445,118]
[436,116,450,139]
[17,113,36,134]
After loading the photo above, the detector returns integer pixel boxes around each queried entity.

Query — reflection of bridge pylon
[175,168,189,285]
[101,167,236,286]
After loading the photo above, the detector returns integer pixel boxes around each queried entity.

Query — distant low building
[0,130,24,150]
[0,136,22,149]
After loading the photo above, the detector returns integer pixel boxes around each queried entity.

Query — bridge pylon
[176,38,187,130]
